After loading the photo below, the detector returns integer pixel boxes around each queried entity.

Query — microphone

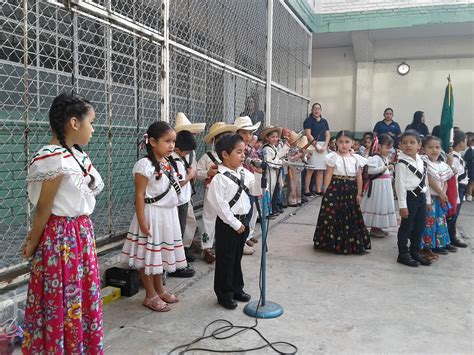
[244,157,267,169]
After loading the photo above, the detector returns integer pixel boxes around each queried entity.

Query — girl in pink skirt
[22,93,104,354]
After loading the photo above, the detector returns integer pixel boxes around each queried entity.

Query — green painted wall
[286,0,474,33]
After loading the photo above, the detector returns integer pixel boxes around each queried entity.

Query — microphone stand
[244,154,284,319]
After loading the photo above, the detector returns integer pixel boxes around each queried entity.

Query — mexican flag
[439,78,454,152]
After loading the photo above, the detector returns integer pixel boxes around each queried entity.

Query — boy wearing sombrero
[260,126,289,217]
[197,122,238,263]
[166,113,205,276]
[234,116,262,254]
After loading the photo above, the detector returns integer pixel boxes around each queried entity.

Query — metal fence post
[266,0,273,126]
[161,0,170,123]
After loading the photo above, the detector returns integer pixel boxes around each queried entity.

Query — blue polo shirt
[373,120,401,142]
[303,116,329,142]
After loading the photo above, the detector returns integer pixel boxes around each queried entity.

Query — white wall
[311,36,474,134]
[371,58,474,132]
[311,47,356,131]
[307,0,473,14]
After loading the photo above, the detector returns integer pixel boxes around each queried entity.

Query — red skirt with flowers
[313,176,371,254]
[22,215,104,354]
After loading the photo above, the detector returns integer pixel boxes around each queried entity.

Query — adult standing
[405,111,429,138]
[303,103,330,196]
[240,95,264,135]
[373,108,401,146]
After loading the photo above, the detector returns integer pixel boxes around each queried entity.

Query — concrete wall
[308,0,473,14]
[311,36,474,134]
[311,47,356,131]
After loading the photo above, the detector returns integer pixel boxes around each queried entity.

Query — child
[260,126,288,217]
[313,130,371,254]
[196,122,238,263]
[360,134,397,237]
[395,130,432,267]
[122,121,186,312]
[234,116,262,254]
[174,112,206,262]
[22,93,104,353]
[286,131,305,207]
[168,130,198,277]
[465,132,474,201]
[352,139,362,155]
[420,136,456,256]
[207,134,261,309]
[359,132,373,157]
[448,129,469,247]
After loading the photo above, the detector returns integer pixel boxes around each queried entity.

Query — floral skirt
[313,176,371,254]
[22,215,103,355]
[421,196,451,249]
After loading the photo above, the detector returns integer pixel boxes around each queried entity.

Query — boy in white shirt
[207,134,261,310]
[168,130,197,278]
[395,130,432,267]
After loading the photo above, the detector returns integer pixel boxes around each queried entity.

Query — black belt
[408,186,424,197]
[234,214,247,221]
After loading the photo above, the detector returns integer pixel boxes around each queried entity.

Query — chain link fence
[0,0,311,276]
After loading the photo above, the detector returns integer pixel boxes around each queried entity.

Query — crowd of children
[20,93,472,352]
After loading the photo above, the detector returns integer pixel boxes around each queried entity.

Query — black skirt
[313,175,371,254]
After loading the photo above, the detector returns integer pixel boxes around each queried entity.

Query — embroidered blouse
[325,151,367,176]
[27,145,104,217]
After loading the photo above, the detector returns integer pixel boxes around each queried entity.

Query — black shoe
[451,238,468,248]
[184,248,196,262]
[433,247,448,255]
[278,208,284,214]
[288,204,299,207]
[445,244,457,252]
[233,292,251,302]
[397,255,419,267]
[303,192,312,197]
[411,254,432,266]
[301,197,308,203]
[315,191,324,196]
[218,299,237,310]
[167,267,195,278]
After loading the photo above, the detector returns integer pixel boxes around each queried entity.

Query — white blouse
[366,155,389,175]
[421,155,454,197]
[133,158,180,207]
[325,151,367,176]
[27,145,104,217]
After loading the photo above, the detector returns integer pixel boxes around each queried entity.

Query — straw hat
[203,122,238,144]
[174,112,206,134]
[288,131,303,145]
[297,136,316,151]
[259,126,282,141]
[233,116,261,131]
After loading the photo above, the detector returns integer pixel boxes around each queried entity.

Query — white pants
[182,202,197,248]
[201,189,217,249]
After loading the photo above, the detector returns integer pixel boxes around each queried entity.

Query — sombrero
[233,116,261,131]
[297,136,316,151]
[259,126,282,141]
[174,112,206,134]
[203,122,238,144]
[288,130,303,145]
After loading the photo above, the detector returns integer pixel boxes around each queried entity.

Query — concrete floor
[102,196,473,355]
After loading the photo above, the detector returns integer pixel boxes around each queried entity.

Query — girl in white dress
[361,134,398,237]
[313,130,371,254]
[122,121,187,312]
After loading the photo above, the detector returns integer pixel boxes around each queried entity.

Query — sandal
[249,237,258,244]
[202,249,216,264]
[159,291,179,304]
[143,295,171,312]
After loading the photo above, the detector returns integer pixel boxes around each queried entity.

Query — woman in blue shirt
[303,103,330,196]
[373,108,401,146]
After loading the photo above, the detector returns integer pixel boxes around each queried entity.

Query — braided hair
[49,93,95,186]
[144,121,177,180]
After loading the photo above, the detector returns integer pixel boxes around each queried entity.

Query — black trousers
[177,202,188,237]
[397,193,426,257]
[214,217,249,303]
[447,183,466,240]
